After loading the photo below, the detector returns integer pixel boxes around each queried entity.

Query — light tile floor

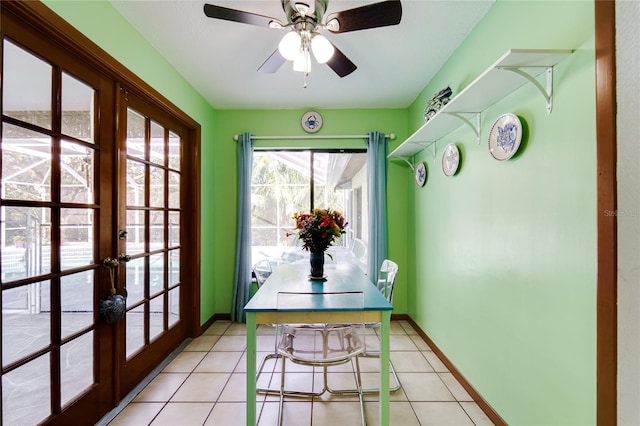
[106,320,495,426]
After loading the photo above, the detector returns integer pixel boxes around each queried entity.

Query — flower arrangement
[289,208,348,253]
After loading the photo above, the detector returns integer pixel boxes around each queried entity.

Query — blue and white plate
[414,161,427,186]
[488,113,522,161]
[442,144,460,176]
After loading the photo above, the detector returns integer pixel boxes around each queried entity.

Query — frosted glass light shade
[293,49,311,73]
[278,31,301,61]
[311,34,334,64]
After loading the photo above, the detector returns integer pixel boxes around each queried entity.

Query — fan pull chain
[303,72,308,89]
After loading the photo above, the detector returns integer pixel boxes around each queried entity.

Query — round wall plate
[442,143,460,176]
[414,162,427,187]
[301,111,323,133]
[488,113,522,161]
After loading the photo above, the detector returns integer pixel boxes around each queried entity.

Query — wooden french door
[114,89,187,396]
[0,28,120,426]
[1,4,196,425]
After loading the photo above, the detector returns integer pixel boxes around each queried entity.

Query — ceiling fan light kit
[203,0,402,86]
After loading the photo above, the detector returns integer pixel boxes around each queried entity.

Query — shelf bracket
[443,112,481,144]
[497,66,554,114]
[397,156,415,171]
[424,141,437,159]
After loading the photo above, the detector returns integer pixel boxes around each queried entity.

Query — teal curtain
[231,132,254,323]
[367,131,388,279]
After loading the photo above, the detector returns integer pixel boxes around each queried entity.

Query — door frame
[1,2,201,423]
[594,1,617,424]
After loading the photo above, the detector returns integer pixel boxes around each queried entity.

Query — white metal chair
[274,291,367,426]
[360,259,401,393]
[252,259,272,288]
[326,259,401,395]
[251,260,282,395]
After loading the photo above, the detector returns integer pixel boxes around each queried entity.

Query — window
[251,150,368,271]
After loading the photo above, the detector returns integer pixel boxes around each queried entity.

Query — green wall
[402,1,596,424]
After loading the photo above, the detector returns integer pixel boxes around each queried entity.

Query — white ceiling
[109,0,494,110]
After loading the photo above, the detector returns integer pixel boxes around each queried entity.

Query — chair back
[275,291,365,365]
[376,259,398,303]
[252,260,272,288]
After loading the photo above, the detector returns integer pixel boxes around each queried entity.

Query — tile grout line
[96,338,192,426]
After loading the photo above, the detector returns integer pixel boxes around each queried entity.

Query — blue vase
[310,251,325,278]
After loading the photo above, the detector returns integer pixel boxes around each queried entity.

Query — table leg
[246,313,257,426]
[380,311,391,426]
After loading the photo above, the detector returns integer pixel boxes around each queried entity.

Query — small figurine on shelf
[423,86,453,122]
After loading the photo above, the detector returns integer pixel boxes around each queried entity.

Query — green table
[244,263,393,425]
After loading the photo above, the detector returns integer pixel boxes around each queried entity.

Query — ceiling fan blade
[258,50,286,73]
[324,0,402,33]
[326,44,357,77]
[203,3,283,28]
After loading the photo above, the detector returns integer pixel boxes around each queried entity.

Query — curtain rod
[233,133,395,141]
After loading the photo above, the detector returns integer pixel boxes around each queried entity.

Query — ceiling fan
[203,0,402,83]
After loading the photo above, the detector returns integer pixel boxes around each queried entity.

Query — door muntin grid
[124,107,182,359]
[1,39,100,425]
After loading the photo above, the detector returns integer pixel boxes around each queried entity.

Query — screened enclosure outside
[251,150,368,272]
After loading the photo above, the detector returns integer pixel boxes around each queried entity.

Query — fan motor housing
[282,0,328,24]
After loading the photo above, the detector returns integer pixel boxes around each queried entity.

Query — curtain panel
[367,131,388,280]
[231,132,254,323]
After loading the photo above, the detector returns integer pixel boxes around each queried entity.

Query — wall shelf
[389,49,573,161]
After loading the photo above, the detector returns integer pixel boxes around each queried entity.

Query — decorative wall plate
[414,161,427,187]
[442,143,460,176]
[301,111,323,133]
[488,113,522,161]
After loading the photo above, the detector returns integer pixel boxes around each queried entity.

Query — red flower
[288,208,348,253]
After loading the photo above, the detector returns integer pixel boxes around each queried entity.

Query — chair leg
[354,355,367,426]
[358,352,402,393]
[256,352,282,395]
[322,354,400,396]
[278,354,286,426]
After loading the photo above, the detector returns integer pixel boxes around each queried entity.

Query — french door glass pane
[126,109,145,159]
[149,166,164,208]
[1,123,52,201]
[126,304,144,359]
[169,249,180,286]
[61,72,95,143]
[126,160,145,206]
[168,131,181,170]
[2,40,52,130]
[2,281,51,366]
[168,171,180,209]
[149,120,164,165]
[60,331,93,407]
[126,210,146,255]
[168,287,180,328]
[149,294,164,341]
[168,212,180,248]
[60,208,94,270]
[61,140,95,203]
[149,211,164,250]
[125,257,145,306]
[1,206,52,280]
[61,272,94,338]
[2,353,50,426]
[149,253,164,297]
